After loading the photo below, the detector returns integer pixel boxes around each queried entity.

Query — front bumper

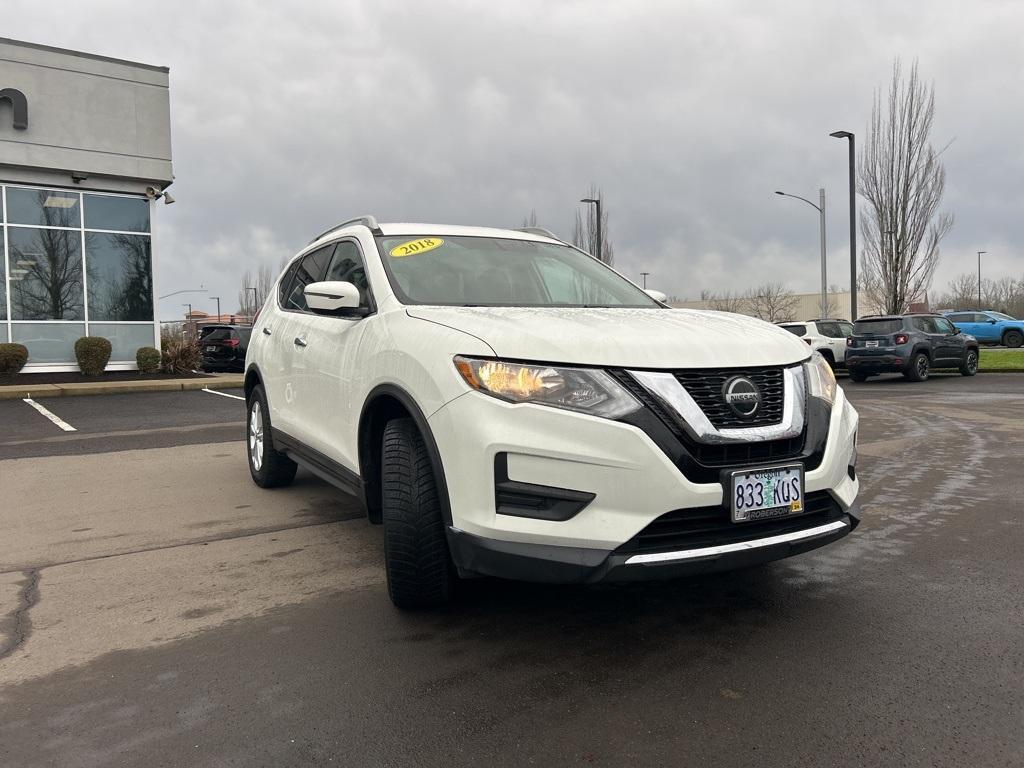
[428,383,860,581]
[448,507,859,583]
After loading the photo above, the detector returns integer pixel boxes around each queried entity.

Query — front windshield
[990,311,1016,321]
[376,235,660,308]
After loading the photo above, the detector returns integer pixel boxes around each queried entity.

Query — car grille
[615,491,841,554]
[609,370,809,476]
[673,367,786,428]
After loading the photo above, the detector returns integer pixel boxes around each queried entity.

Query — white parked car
[244,217,860,608]
[778,319,854,368]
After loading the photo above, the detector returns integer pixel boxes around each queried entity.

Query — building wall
[0,38,171,194]
[670,291,872,322]
[0,39,171,371]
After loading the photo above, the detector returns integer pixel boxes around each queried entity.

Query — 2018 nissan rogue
[244,217,860,608]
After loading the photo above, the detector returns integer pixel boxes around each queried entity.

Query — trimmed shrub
[0,343,29,378]
[136,346,161,374]
[161,340,202,375]
[74,336,112,376]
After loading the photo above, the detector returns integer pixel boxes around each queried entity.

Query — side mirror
[644,289,668,303]
[987,319,997,324]
[305,281,368,317]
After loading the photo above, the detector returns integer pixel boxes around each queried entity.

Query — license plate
[206,346,216,352]
[730,465,804,523]
[865,340,879,348]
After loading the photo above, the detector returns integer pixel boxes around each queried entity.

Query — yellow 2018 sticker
[390,237,444,258]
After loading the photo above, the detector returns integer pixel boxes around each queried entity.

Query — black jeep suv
[845,314,979,383]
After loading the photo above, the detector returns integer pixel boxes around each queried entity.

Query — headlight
[454,356,640,419]
[804,351,837,405]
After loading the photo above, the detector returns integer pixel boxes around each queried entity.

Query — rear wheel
[1003,330,1023,348]
[246,385,297,488]
[960,349,979,376]
[848,370,868,383]
[382,417,454,609]
[904,352,930,382]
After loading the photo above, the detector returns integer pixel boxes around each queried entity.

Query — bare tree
[238,263,276,318]
[521,209,538,228]
[706,290,747,313]
[572,184,614,265]
[859,59,953,314]
[745,283,800,322]
[934,273,1024,316]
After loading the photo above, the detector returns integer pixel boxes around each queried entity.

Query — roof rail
[515,226,563,241]
[309,215,382,244]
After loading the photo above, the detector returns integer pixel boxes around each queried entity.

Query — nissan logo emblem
[722,376,761,418]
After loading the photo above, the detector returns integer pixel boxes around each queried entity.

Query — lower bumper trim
[623,519,849,565]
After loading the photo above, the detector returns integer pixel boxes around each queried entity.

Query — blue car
[943,310,1024,348]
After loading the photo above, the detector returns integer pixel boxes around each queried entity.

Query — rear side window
[781,324,807,336]
[947,313,973,323]
[203,328,232,341]
[911,317,938,333]
[817,321,845,338]
[281,246,333,312]
[854,318,903,335]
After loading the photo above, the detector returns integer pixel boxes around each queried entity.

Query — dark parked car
[845,314,979,382]
[198,325,251,372]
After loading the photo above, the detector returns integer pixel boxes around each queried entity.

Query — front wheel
[960,349,979,376]
[904,352,930,382]
[382,418,454,609]
[246,385,298,488]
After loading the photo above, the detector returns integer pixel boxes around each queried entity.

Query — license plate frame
[865,340,879,348]
[205,346,216,352]
[729,464,805,523]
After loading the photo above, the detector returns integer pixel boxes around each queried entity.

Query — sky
[5,0,1022,319]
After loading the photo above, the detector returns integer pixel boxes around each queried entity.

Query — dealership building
[0,38,172,371]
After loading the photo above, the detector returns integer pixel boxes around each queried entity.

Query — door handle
[262,327,272,336]
[293,335,307,348]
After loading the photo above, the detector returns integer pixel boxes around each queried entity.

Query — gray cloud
[5,0,1021,318]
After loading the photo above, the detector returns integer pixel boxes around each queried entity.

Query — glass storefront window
[11,323,86,363]
[8,227,84,321]
[84,194,150,233]
[6,187,81,228]
[86,232,153,321]
[87,323,156,361]
[0,229,6,321]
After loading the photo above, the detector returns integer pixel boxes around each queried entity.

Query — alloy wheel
[249,401,264,471]
[917,355,929,379]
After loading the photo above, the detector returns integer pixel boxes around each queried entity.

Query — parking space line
[202,388,246,401]
[23,398,77,432]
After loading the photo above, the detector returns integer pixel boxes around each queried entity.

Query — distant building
[0,38,173,372]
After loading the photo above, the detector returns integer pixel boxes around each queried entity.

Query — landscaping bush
[161,339,202,375]
[0,343,29,379]
[74,336,112,376]
[136,346,161,374]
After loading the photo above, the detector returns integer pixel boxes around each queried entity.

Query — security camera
[162,192,175,205]
[145,186,176,204]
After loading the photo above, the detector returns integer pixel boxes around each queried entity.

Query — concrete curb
[0,374,244,400]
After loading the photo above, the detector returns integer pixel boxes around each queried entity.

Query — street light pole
[641,272,650,289]
[775,189,828,317]
[211,296,221,321]
[977,251,987,307]
[830,131,858,320]
[580,197,602,262]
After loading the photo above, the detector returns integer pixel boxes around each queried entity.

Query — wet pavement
[0,375,1021,767]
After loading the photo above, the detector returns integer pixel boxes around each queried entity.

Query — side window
[282,246,333,312]
[818,321,843,338]
[278,260,301,306]
[839,322,853,337]
[948,313,970,323]
[934,318,955,335]
[911,317,931,333]
[325,240,371,305]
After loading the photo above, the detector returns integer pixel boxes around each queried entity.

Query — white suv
[245,217,860,608]
[778,319,854,368]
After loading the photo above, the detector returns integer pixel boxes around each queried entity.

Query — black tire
[1003,330,1023,348]
[904,352,930,382]
[246,384,298,488]
[960,348,979,376]
[848,370,868,383]
[382,417,453,609]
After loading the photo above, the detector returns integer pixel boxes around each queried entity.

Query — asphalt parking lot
[0,375,1022,767]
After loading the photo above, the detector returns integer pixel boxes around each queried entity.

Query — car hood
[405,306,811,368]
